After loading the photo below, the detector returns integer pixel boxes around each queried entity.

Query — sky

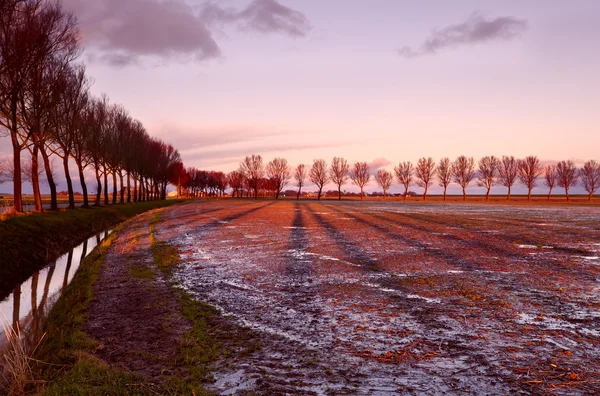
[2,0,600,195]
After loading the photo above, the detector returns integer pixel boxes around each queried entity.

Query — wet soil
[84,200,600,395]
[84,209,192,381]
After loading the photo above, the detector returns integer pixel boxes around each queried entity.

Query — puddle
[0,230,112,349]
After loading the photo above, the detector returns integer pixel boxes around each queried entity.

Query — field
[136,199,600,395]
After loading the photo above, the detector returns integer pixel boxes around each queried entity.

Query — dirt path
[84,209,192,381]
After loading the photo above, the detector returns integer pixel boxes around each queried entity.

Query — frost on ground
[156,200,600,395]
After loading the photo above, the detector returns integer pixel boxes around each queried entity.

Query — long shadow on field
[332,205,599,281]
[285,203,313,284]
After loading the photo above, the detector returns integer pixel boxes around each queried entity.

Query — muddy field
[153,199,600,395]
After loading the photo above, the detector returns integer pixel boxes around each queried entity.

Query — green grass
[0,199,186,297]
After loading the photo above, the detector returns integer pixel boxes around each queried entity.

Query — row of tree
[224,154,600,201]
[0,0,184,212]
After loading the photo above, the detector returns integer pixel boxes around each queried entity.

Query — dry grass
[1,320,45,395]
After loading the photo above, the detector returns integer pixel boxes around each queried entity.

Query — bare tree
[349,162,370,200]
[579,160,600,201]
[309,159,329,200]
[294,163,306,200]
[556,160,578,201]
[415,157,436,200]
[437,157,452,201]
[451,156,475,201]
[240,154,264,199]
[375,169,393,198]
[266,157,290,200]
[498,155,519,200]
[517,156,543,201]
[394,161,414,201]
[544,165,557,201]
[228,170,244,198]
[330,156,349,200]
[477,156,499,201]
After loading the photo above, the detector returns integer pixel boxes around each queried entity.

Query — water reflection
[0,230,111,349]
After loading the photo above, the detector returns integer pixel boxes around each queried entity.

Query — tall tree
[394,161,414,201]
[498,155,519,200]
[437,157,452,201]
[415,157,436,200]
[349,161,370,200]
[579,160,600,201]
[374,169,393,198]
[330,156,349,200]
[240,154,264,199]
[309,159,329,200]
[477,156,499,201]
[451,156,475,201]
[556,160,578,201]
[517,156,543,201]
[544,165,557,201]
[294,163,306,200]
[266,157,290,200]
[227,170,244,198]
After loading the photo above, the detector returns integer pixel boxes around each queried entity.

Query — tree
[477,156,499,201]
[451,156,475,201]
[349,162,370,200]
[498,155,519,200]
[240,154,264,199]
[579,160,600,201]
[266,157,290,200]
[415,157,436,200]
[330,157,349,201]
[227,170,244,198]
[394,161,414,201]
[544,165,557,201]
[375,169,393,198]
[437,157,452,201]
[309,159,329,200]
[517,156,543,201]
[556,160,578,201]
[294,163,306,200]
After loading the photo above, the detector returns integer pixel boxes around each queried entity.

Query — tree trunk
[443,187,447,201]
[507,186,511,201]
[119,171,125,203]
[62,155,75,209]
[360,188,364,200]
[112,172,118,204]
[297,187,301,200]
[528,187,532,201]
[127,173,131,203]
[11,132,23,212]
[40,147,58,210]
[13,285,21,328]
[103,166,109,205]
[134,177,138,202]
[338,187,342,201]
[462,187,467,201]
[254,186,258,200]
[485,188,491,202]
[31,145,43,211]
[94,164,102,206]
[318,187,323,200]
[76,161,89,208]
[589,192,593,202]
[547,187,552,201]
[565,187,570,202]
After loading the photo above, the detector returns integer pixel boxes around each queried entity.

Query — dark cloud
[398,13,527,58]
[63,0,309,67]
[200,0,311,37]
[63,0,221,66]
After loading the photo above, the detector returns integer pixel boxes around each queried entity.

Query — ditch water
[0,229,112,350]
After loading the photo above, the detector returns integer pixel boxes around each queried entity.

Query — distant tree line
[0,0,184,212]
[183,154,598,202]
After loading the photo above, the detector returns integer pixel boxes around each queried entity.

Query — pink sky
[2,0,599,194]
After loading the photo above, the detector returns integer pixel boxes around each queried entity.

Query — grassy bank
[0,200,185,298]
[29,212,231,395]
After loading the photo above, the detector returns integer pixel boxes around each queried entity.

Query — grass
[0,199,186,298]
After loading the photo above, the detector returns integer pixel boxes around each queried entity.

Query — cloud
[62,0,220,66]
[200,0,311,37]
[367,157,392,174]
[62,0,309,66]
[398,13,527,58]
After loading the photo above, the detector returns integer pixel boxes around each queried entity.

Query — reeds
[1,320,45,395]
